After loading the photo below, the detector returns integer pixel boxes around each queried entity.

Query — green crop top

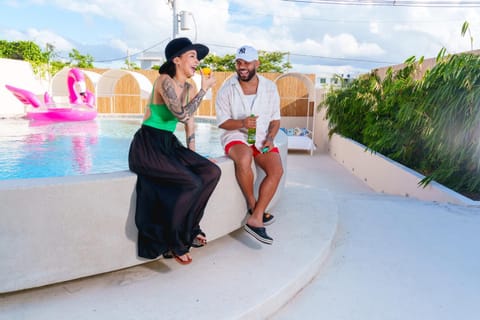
[143,82,189,132]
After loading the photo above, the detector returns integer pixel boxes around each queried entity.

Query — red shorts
[225,141,279,157]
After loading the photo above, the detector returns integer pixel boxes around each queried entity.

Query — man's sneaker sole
[244,224,273,245]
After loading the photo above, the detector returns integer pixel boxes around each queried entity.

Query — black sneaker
[248,209,276,226]
[244,224,273,245]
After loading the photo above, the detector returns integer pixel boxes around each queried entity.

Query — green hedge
[324,54,480,200]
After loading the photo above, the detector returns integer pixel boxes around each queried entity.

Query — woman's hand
[200,68,216,92]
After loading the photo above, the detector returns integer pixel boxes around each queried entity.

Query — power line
[93,37,170,63]
[288,52,397,64]
[89,40,398,67]
[206,42,397,65]
[230,9,463,24]
[281,0,480,7]
[61,1,466,66]
[77,2,472,65]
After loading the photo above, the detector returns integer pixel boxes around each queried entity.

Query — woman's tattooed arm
[187,133,195,150]
[185,117,196,151]
[159,77,206,123]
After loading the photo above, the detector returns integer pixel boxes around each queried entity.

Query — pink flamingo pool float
[5,68,97,121]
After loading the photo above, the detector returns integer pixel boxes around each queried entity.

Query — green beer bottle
[247,114,256,144]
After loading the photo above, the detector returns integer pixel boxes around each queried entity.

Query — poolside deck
[1,152,478,320]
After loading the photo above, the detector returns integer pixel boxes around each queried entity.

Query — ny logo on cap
[238,47,246,54]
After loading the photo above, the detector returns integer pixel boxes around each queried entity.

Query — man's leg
[250,151,283,226]
[227,143,257,214]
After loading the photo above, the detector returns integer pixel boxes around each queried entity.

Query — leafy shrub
[418,53,480,195]
[325,72,381,142]
[324,53,480,199]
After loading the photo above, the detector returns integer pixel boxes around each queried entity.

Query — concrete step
[0,184,338,320]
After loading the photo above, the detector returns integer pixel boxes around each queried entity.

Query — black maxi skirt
[128,125,221,259]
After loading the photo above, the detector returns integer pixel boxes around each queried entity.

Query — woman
[128,37,221,265]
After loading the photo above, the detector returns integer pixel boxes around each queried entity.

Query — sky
[1,0,479,77]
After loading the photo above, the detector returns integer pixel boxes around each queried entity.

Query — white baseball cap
[235,45,258,62]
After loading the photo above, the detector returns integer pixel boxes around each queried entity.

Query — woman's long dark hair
[159,61,176,78]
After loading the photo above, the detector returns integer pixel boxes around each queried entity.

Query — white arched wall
[274,72,316,101]
[2,61,153,117]
[0,58,47,116]
[274,72,317,154]
[96,69,153,113]
[97,69,152,99]
[50,68,102,105]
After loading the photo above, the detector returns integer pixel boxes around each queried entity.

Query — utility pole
[167,0,194,39]
[167,0,178,39]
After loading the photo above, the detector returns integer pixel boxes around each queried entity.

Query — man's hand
[261,136,274,153]
[243,115,257,129]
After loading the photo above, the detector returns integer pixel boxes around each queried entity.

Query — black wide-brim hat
[165,37,209,62]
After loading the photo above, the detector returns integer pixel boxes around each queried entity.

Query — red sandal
[173,253,192,265]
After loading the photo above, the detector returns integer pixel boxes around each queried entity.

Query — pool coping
[0,132,288,293]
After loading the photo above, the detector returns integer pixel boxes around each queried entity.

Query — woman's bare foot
[173,253,192,265]
[192,232,207,247]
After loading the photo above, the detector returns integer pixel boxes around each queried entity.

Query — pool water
[0,117,223,180]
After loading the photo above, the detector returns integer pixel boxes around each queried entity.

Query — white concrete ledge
[0,132,288,293]
[328,133,479,206]
[0,154,339,320]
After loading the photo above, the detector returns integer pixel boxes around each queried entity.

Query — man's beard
[237,69,256,82]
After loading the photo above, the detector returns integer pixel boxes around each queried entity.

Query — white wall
[0,58,47,117]
[328,134,479,206]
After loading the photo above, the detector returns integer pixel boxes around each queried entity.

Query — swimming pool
[0,117,223,180]
[0,129,288,293]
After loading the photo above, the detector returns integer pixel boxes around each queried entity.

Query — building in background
[136,51,164,70]
[315,72,359,88]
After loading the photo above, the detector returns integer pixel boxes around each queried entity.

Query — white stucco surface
[1,154,479,320]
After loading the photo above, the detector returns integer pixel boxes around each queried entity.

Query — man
[215,45,283,245]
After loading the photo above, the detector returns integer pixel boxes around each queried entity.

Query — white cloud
[370,22,379,34]
[4,28,74,52]
[322,33,385,57]
[2,0,480,76]
[292,62,363,78]
[109,39,129,53]
[53,0,105,16]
